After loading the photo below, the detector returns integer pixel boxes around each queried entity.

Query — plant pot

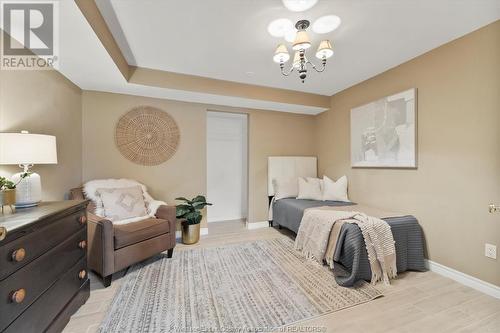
[181,222,200,245]
[0,189,16,213]
[1,189,16,205]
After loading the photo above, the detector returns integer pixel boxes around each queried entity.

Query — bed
[268,156,426,287]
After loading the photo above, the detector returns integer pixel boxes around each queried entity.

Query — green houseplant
[175,195,212,244]
[0,174,28,213]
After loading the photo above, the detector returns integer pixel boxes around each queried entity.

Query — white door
[207,111,248,222]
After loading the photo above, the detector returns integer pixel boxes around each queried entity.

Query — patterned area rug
[99,238,382,332]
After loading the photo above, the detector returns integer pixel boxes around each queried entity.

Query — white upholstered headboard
[267,156,317,196]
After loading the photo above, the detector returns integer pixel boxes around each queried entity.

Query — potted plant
[175,195,212,245]
[0,173,30,213]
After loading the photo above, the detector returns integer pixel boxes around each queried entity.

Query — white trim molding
[425,259,500,299]
[246,221,269,230]
[208,218,245,223]
[175,227,209,239]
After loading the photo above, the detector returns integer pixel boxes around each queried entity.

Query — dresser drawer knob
[11,248,26,262]
[78,240,87,249]
[78,270,87,280]
[78,215,87,225]
[11,289,26,304]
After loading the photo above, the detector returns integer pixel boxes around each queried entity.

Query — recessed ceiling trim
[128,67,330,109]
[75,0,330,110]
[75,0,129,81]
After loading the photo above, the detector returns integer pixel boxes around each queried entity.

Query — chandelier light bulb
[282,0,318,12]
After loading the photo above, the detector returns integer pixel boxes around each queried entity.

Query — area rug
[98,238,382,332]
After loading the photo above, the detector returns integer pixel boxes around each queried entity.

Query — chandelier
[273,20,333,83]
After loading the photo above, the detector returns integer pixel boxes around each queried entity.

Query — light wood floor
[63,221,500,333]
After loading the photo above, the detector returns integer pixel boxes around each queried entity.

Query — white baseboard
[246,221,269,230]
[425,259,500,299]
[175,227,209,239]
[208,217,245,223]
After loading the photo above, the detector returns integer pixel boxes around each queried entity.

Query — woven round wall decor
[115,106,180,166]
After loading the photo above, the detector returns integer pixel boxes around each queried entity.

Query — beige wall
[316,21,500,286]
[0,69,82,200]
[81,91,316,228]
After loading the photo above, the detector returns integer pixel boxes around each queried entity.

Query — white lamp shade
[0,132,57,165]
[316,40,334,59]
[273,44,290,63]
[292,30,311,51]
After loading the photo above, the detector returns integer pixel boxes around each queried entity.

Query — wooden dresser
[0,201,90,333]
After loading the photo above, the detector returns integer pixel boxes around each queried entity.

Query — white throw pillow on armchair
[83,178,167,224]
[97,186,148,221]
[322,175,350,202]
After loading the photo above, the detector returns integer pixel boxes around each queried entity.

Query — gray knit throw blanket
[295,208,397,285]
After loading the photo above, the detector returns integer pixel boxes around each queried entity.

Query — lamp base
[14,202,39,208]
[11,172,42,208]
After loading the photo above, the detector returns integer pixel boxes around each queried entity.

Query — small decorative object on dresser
[0,131,58,207]
[0,201,90,333]
[0,178,16,214]
[0,174,31,213]
[175,196,212,245]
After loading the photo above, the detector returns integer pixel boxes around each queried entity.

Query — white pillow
[322,175,350,202]
[97,186,148,221]
[305,177,324,192]
[84,178,153,217]
[272,178,298,200]
[297,177,323,200]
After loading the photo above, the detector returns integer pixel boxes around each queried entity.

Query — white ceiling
[96,0,500,96]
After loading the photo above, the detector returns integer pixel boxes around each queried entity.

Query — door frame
[206,110,249,223]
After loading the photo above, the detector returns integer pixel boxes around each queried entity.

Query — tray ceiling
[96,0,500,95]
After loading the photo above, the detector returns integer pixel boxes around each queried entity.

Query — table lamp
[0,131,58,207]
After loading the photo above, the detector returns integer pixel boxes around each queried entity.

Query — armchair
[69,187,176,287]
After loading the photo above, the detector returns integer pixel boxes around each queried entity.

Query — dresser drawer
[0,209,86,281]
[0,229,86,330]
[3,257,89,333]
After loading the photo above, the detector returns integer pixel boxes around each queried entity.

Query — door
[207,111,248,222]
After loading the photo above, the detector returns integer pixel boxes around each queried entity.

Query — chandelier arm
[280,63,295,76]
[307,59,327,73]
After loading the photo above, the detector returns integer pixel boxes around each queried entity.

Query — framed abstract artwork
[351,88,417,168]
